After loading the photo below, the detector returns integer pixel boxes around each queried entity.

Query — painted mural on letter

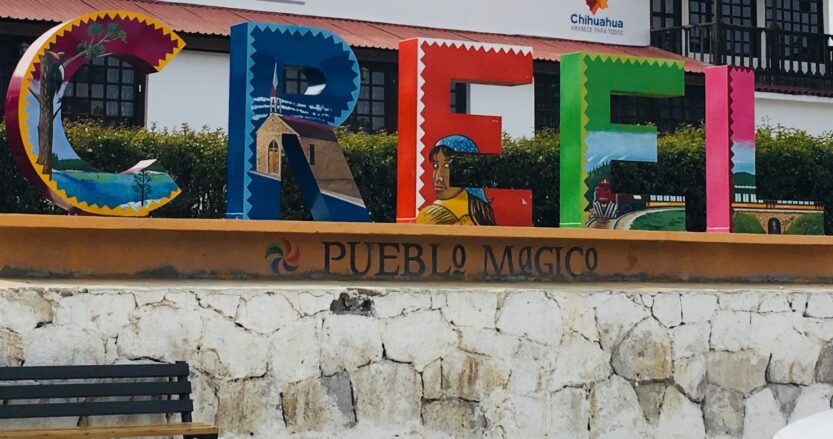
[226,23,370,222]
[3,11,184,216]
[397,38,534,227]
[560,52,686,231]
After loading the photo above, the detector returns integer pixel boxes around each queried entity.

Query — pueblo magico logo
[586,0,609,14]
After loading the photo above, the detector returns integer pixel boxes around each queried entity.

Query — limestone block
[55,292,135,335]
[549,387,589,439]
[652,293,682,328]
[0,328,23,367]
[373,292,432,318]
[496,291,563,346]
[422,359,442,400]
[199,313,270,379]
[383,311,456,370]
[790,294,808,314]
[189,368,219,425]
[282,372,356,433]
[611,318,672,381]
[595,295,648,350]
[681,294,717,323]
[442,292,497,328]
[767,329,821,385]
[458,327,519,360]
[675,355,707,401]
[441,351,510,401]
[707,350,767,394]
[788,383,833,424]
[769,384,801,422]
[590,375,651,439]
[0,289,53,334]
[502,341,547,395]
[549,334,611,390]
[759,294,791,313]
[743,388,786,439]
[816,341,833,383]
[505,394,547,438]
[710,311,752,352]
[117,304,203,363]
[802,318,833,344]
[749,312,802,355]
[422,399,486,439]
[22,325,105,366]
[321,314,382,375]
[703,385,745,437]
[656,387,706,439]
[235,293,298,334]
[672,322,710,360]
[270,317,322,385]
[163,291,199,308]
[806,294,833,318]
[552,294,599,342]
[296,290,338,316]
[215,376,286,437]
[635,383,666,424]
[719,292,761,312]
[352,361,421,428]
[198,294,240,319]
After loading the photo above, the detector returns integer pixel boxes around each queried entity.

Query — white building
[1,0,831,135]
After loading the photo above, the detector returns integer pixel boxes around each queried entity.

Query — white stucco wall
[157,0,649,46]
[469,83,535,138]
[756,92,833,135]
[145,50,229,132]
[146,50,536,137]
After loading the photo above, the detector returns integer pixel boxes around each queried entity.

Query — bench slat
[0,422,218,438]
[0,381,191,400]
[0,399,193,419]
[0,364,189,381]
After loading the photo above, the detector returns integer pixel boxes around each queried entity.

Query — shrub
[2,121,833,233]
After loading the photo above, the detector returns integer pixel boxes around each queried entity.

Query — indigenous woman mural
[416,136,496,226]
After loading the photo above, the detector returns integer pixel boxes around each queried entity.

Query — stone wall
[1,282,833,438]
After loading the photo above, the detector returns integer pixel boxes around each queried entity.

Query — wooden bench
[0,362,218,438]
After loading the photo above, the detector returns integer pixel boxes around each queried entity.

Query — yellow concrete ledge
[0,214,829,282]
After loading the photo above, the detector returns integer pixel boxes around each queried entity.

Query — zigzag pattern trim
[413,37,533,212]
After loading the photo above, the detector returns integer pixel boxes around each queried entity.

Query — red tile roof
[0,0,710,73]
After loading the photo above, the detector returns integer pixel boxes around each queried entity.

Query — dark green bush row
[2,122,833,233]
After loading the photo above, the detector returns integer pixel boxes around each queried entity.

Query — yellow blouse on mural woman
[416,190,475,225]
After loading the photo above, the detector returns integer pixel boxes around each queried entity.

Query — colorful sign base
[2,214,833,283]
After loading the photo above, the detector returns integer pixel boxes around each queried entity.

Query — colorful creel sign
[560,52,686,231]
[705,66,824,235]
[4,11,184,216]
[1,10,824,235]
[226,22,370,222]
[397,38,534,227]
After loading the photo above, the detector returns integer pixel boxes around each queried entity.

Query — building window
[284,67,308,95]
[347,62,396,132]
[767,0,822,32]
[450,83,468,114]
[534,71,559,131]
[766,0,823,59]
[689,0,756,26]
[690,0,756,56]
[652,0,682,29]
[63,56,144,126]
[0,37,32,120]
[611,85,705,132]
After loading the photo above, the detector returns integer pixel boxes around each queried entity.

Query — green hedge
[2,122,833,233]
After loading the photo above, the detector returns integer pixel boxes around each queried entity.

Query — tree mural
[29,22,127,174]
